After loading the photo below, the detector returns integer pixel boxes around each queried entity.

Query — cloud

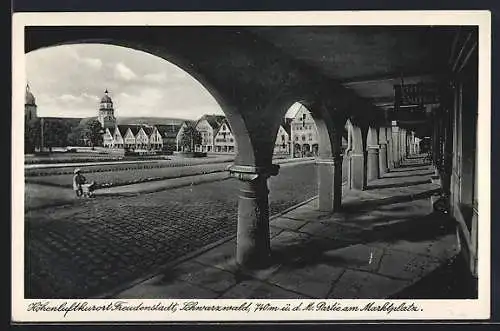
[26,44,225,120]
[57,93,100,104]
[81,57,103,70]
[114,62,137,81]
[143,72,168,83]
[82,93,100,101]
[58,94,82,103]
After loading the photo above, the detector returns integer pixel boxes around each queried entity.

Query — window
[302,135,306,141]
[295,136,299,141]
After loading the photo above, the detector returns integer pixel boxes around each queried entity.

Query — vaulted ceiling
[26,25,460,136]
[247,26,456,109]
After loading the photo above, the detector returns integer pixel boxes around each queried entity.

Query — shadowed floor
[113,158,475,299]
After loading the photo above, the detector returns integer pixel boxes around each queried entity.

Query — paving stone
[271,217,308,230]
[271,230,314,250]
[299,221,364,240]
[26,162,456,300]
[382,233,459,261]
[220,280,309,299]
[267,263,345,298]
[239,263,283,282]
[320,244,384,272]
[172,261,238,293]
[115,279,219,299]
[328,269,410,299]
[377,249,442,281]
[269,225,284,238]
[284,206,332,221]
[193,240,238,273]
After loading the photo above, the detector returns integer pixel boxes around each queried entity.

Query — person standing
[73,168,86,198]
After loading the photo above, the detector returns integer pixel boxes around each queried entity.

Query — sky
[26,43,302,120]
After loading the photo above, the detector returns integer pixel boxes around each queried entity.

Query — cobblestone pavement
[25,163,318,298]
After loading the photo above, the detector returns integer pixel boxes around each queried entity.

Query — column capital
[316,155,343,165]
[228,164,279,181]
[367,144,380,150]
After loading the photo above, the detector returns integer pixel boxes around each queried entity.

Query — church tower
[25,84,38,121]
[98,89,116,130]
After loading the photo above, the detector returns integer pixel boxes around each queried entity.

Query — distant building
[194,114,225,153]
[290,105,319,157]
[25,84,38,121]
[175,121,195,152]
[214,119,237,153]
[97,90,116,130]
[102,128,115,148]
[119,125,140,150]
[274,119,292,155]
[156,124,183,153]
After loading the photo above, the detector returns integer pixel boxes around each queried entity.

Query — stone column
[317,154,343,212]
[350,123,365,190]
[391,122,400,167]
[367,127,380,182]
[410,132,416,155]
[400,129,406,161]
[378,127,388,176]
[228,164,279,268]
[386,127,394,169]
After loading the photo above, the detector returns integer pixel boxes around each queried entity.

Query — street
[25,162,319,298]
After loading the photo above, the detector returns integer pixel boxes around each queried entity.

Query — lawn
[25,162,231,188]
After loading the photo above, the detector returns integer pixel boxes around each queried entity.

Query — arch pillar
[400,128,407,161]
[391,122,401,167]
[367,126,380,181]
[348,121,366,190]
[378,127,388,176]
[224,99,285,269]
[314,114,345,212]
[228,164,279,268]
[386,127,394,169]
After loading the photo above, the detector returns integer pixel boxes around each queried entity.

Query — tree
[24,118,41,153]
[180,125,202,152]
[67,124,85,146]
[43,119,72,150]
[83,119,104,149]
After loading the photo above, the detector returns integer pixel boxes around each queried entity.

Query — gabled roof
[214,119,232,136]
[142,126,154,136]
[197,114,226,130]
[156,124,183,139]
[281,118,292,136]
[117,124,141,136]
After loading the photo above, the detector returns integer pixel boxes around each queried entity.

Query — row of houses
[174,114,296,156]
[102,124,180,152]
[102,105,324,157]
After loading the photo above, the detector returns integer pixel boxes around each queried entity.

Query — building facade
[214,119,237,153]
[25,84,38,121]
[97,90,117,130]
[290,105,320,157]
[194,115,225,153]
[273,121,291,155]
